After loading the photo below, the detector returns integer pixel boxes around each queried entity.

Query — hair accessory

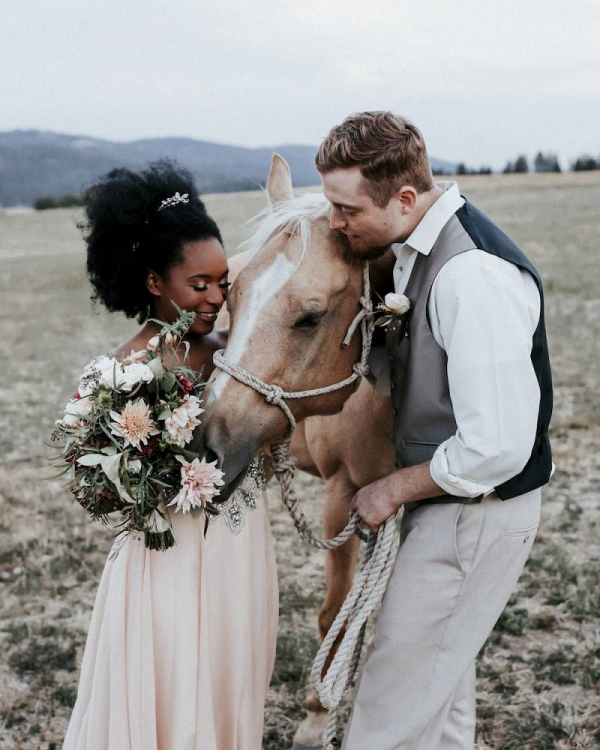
[158,192,189,211]
[131,241,140,253]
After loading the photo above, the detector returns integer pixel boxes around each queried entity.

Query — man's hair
[315,111,434,207]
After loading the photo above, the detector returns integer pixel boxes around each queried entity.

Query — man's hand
[351,462,446,533]
[351,475,403,533]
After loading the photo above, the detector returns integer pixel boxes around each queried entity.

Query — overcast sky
[2,0,599,170]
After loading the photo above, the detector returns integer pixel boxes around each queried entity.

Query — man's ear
[146,269,162,297]
[397,186,418,213]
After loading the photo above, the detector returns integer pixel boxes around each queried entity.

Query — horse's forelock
[242,192,331,261]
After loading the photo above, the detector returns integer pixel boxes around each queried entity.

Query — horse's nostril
[204,446,222,469]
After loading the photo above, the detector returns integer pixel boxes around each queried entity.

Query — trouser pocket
[453,503,485,576]
[503,522,538,540]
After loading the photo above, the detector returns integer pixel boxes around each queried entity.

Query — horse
[202,154,396,749]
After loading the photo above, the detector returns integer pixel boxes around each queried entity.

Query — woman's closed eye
[193,282,230,292]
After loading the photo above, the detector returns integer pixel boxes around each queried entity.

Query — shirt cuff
[429,443,496,498]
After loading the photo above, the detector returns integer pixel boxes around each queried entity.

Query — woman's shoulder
[112,329,156,362]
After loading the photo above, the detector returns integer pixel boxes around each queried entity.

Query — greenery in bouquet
[48,308,224,552]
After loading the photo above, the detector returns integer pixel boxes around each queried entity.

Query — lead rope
[213,263,400,749]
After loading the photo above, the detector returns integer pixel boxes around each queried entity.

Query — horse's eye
[293,312,325,329]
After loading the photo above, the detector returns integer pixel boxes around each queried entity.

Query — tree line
[435,152,599,177]
[34,193,83,210]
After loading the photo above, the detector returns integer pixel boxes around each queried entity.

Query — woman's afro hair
[83,160,222,321]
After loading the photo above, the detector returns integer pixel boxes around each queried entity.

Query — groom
[316,112,553,749]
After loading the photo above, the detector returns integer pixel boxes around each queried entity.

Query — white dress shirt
[391,182,543,498]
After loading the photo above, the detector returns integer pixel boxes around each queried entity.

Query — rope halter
[212,263,374,432]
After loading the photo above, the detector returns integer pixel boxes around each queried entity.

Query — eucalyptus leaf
[161,372,176,391]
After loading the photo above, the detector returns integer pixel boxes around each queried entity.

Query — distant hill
[0,130,457,207]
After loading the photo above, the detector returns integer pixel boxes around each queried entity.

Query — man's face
[321,167,410,259]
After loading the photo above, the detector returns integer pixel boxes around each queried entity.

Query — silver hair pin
[158,192,189,211]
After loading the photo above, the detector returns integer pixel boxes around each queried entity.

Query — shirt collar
[391,181,465,258]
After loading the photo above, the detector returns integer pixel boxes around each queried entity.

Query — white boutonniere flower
[374,293,411,328]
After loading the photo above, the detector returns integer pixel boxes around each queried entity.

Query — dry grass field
[1,171,599,749]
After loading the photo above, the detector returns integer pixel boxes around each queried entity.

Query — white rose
[384,293,411,316]
[63,395,94,425]
[121,362,154,392]
[96,357,126,390]
[127,459,142,474]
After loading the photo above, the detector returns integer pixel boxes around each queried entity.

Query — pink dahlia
[110,399,160,449]
[167,456,225,514]
[164,395,203,447]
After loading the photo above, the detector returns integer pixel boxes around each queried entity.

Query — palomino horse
[203,155,396,749]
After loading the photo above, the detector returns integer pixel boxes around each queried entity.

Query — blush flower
[146,335,160,352]
[168,456,225,514]
[110,399,160,449]
[164,395,204,447]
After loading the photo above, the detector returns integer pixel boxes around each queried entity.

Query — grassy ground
[0,172,599,748]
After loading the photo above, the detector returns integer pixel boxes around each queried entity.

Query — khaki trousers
[342,489,541,750]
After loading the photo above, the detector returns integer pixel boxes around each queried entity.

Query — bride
[62,161,278,750]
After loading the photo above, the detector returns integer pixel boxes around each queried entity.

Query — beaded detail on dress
[208,454,265,535]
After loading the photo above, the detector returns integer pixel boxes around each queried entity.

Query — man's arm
[351,462,444,532]
[352,250,541,531]
[428,251,541,496]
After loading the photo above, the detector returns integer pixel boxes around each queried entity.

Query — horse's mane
[242,191,330,259]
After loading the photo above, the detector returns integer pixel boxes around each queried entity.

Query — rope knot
[265,385,284,405]
[352,362,369,378]
[360,295,373,314]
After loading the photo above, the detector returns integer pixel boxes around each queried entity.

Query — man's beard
[346,236,390,260]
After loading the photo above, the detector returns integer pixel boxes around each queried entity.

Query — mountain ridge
[0,129,457,207]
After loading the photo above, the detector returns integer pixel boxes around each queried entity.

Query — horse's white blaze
[207,252,296,404]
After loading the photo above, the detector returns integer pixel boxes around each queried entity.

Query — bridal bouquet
[49,309,224,552]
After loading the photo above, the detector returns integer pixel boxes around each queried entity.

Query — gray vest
[386,201,553,505]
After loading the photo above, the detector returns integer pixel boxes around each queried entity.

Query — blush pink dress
[63,462,278,750]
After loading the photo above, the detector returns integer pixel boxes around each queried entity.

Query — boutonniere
[374,293,411,329]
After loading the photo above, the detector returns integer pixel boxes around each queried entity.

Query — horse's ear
[266,153,293,206]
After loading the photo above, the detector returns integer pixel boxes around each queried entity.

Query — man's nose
[329,208,346,231]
